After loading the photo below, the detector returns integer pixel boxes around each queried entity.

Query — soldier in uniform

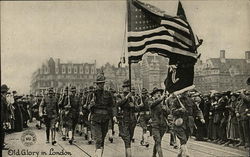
[64,86,82,144]
[76,89,84,135]
[89,74,114,157]
[114,80,137,157]
[150,87,170,157]
[171,91,205,157]
[58,86,69,141]
[84,86,95,144]
[166,95,178,149]
[137,88,151,147]
[39,87,59,145]
[108,87,116,143]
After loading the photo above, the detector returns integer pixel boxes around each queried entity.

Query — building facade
[194,50,250,93]
[30,58,97,94]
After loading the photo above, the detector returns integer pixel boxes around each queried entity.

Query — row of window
[60,66,95,74]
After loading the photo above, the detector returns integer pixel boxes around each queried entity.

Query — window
[68,66,71,74]
[85,66,89,74]
[80,66,83,74]
[91,67,95,74]
[62,66,66,74]
[74,66,77,74]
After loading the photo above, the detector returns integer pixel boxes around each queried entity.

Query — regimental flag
[164,1,199,94]
[127,0,199,64]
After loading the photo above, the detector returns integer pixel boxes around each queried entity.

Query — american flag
[127,0,199,64]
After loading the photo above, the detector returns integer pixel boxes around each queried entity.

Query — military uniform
[114,80,137,157]
[90,74,113,157]
[39,88,59,145]
[63,86,81,144]
[150,87,169,157]
[171,92,204,157]
[137,88,151,147]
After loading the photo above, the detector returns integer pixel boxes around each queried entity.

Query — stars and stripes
[127,0,198,63]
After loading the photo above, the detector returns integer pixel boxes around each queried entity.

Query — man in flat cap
[90,73,114,157]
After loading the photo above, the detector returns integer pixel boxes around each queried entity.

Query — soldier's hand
[79,111,83,116]
[200,119,205,124]
[148,118,152,123]
[126,92,132,99]
[236,113,240,117]
[113,116,118,124]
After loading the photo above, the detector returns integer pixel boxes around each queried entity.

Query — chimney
[220,50,226,63]
[245,51,250,63]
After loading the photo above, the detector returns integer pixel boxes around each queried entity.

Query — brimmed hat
[88,86,95,91]
[131,87,136,92]
[48,88,54,93]
[1,84,9,93]
[141,88,148,94]
[70,86,76,92]
[109,88,116,93]
[122,79,130,88]
[150,87,164,96]
[95,74,106,84]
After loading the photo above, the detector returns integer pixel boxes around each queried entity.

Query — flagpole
[129,60,132,92]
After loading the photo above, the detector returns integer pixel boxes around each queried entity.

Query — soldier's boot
[51,129,57,145]
[88,131,92,144]
[46,127,50,143]
[180,144,190,157]
[62,128,66,141]
[142,133,149,147]
[125,148,132,157]
[152,145,157,157]
[108,129,113,143]
[95,149,102,157]
[68,131,73,145]
[83,127,88,140]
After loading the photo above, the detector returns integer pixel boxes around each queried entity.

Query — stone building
[30,58,97,94]
[194,50,250,93]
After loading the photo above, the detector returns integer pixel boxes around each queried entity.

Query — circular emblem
[21,130,37,146]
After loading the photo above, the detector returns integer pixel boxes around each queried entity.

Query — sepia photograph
[1,0,250,156]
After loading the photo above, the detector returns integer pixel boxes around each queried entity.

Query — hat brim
[95,81,105,84]
[122,84,130,88]
[151,89,164,96]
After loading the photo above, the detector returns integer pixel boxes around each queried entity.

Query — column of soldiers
[2,74,249,157]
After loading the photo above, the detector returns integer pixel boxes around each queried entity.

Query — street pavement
[2,121,249,157]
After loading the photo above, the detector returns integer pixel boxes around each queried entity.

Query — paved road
[2,122,249,157]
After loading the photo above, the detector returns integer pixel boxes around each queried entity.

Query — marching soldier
[166,96,178,149]
[150,87,170,157]
[76,89,84,135]
[64,86,82,144]
[58,86,69,141]
[89,73,114,157]
[137,88,151,147]
[171,91,205,157]
[114,80,138,157]
[84,86,95,144]
[39,87,59,145]
[108,87,116,143]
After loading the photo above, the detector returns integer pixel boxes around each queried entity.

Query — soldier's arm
[150,98,163,109]
[192,99,204,120]
[117,96,129,107]
[39,98,45,116]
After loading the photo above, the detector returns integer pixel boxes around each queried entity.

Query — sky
[1,0,250,94]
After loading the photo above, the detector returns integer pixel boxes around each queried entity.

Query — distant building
[194,50,250,93]
[30,58,97,94]
[30,54,170,94]
[140,53,169,91]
